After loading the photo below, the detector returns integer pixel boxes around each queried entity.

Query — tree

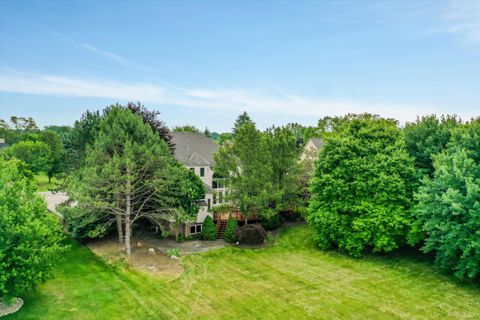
[127,102,174,151]
[232,111,253,134]
[0,158,66,300]
[224,217,238,243]
[172,125,200,133]
[214,119,272,223]
[404,115,460,177]
[409,119,480,280]
[63,110,102,172]
[307,115,417,257]
[9,116,38,131]
[201,216,217,240]
[63,105,203,255]
[204,127,211,138]
[39,130,65,182]
[2,140,53,174]
[264,126,302,212]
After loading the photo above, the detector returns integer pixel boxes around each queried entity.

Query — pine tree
[201,216,217,240]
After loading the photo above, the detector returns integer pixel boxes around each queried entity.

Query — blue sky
[0,0,479,131]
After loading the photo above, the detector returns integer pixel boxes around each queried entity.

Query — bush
[177,234,185,243]
[233,224,267,244]
[201,216,217,240]
[166,248,180,257]
[224,217,238,243]
[259,213,282,231]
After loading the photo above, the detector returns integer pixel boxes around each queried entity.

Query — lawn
[7,225,480,320]
[34,173,59,192]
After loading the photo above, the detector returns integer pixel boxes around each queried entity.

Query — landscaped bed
[7,225,480,320]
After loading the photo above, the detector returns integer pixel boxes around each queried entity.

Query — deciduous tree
[308,115,417,256]
[409,118,480,279]
[0,158,66,300]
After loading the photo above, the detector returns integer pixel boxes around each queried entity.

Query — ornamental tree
[307,115,417,257]
[0,158,66,300]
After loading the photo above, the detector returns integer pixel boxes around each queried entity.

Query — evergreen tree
[232,111,253,134]
[201,216,217,240]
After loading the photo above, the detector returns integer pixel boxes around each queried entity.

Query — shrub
[166,248,180,257]
[177,234,185,243]
[233,224,267,244]
[201,216,217,240]
[260,212,282,230]
[224,217,238,243]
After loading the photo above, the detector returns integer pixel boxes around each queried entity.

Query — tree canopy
[409,118,480,279]
[62,105,204,254]
[404,115,460,177]
[1,140,53,174]
[308,115,417,256]
[0,158,66,299]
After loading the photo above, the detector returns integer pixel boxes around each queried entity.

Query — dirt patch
[87,237,184,280]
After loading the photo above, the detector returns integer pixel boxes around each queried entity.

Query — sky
[0,0,479,132]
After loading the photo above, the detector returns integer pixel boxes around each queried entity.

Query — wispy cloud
[427,0,480,49]
[444,0,480,46]
[52,32,152,72]
[0,69,448,123]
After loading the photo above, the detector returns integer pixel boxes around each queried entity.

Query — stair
[217,220,228,239]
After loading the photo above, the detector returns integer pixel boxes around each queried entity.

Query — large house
[301,137,323,161]
[171,132,228,237]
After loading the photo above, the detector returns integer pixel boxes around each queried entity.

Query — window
[200,167,205,177]
[190,167,195,173]
[208,199,211,210]
[213,192,217,204]
[219,192,223,203]
[190,224,202,234]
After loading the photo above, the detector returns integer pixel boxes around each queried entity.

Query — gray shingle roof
[171,132,219,166]
[309,138,323,149]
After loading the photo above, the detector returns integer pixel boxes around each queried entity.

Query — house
[301,137,323,161]
[171,132,229,237]
[0,138,9,149]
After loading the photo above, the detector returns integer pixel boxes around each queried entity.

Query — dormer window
[200,167,205,177]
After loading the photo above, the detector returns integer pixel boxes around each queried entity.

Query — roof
[308,138,323,149]
[171,132,220,166]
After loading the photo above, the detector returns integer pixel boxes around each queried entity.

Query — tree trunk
[115,195,123,244]
[125,168,132,256]
[116,214,123,244]
[125,212,131,255]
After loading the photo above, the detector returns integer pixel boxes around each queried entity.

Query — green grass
[7,225,480,320]
[34,173,59,191]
